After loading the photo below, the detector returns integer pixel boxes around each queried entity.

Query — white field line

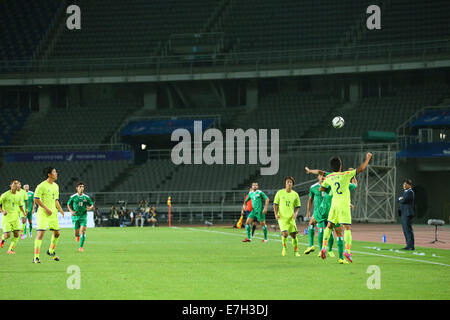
[173,227,450,268]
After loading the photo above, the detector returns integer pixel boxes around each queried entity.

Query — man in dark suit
[398,179,415,250]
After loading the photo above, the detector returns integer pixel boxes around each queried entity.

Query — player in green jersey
[242,182,269,243]
[319,153,372,263]
[33,167,65,263]
[273,176,301,256]
[0,179,25,254]
[17,182,29,239]
[67,182,94,252]
[22,184,36,239]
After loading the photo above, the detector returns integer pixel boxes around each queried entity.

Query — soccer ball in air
[332,116,345,129]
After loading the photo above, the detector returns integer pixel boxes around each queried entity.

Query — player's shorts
[2,218,20,233]
[36,212,60,231]
[278,218,298,234]
[248,209,265,222]
[72,215,87,229]
[327,206,351,225]
[26,211,33,220]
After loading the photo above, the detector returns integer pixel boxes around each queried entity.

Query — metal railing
[0,143,130,154]
[1,39,449,75]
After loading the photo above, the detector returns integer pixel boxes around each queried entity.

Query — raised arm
[305,167,325,176]
[356,153,373,174]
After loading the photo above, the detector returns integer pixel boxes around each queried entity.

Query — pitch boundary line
[175,227,450,267]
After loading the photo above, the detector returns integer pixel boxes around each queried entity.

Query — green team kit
[26,191,34,219]
[243,189,269,242]
[67,193,93,229]
[245,190,268,221]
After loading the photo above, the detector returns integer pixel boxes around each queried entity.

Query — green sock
[281,236,288,248]
[292,237,298,252]
[308,225,315,247]
[322,227,332,250]
[29,224,32,234]
[328,233,334,251]
[344,229,352,253]
[23,223,27,236]
[34,239,42,258]
[262,225,267,240]
[246,224,251,240]
[49,235,59,254]
[318,228,324,250]
[80,234,86,248]
[8,236,19,251]
[337,236,344,259]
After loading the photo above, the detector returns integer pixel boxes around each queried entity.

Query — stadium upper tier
[48,0,220,59]
[0,0,60,60]
[1,0,448,61]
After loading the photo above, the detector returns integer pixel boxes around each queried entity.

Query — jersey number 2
[335,182,342,195]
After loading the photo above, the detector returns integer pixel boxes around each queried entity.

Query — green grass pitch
[0,226,449,300]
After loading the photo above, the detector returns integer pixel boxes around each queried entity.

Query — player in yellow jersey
[319,153,372,263]
[0,179,25,254]
[33,167,65,263]
[273,176,301,256]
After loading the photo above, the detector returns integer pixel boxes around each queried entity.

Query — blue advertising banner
[5,151,134,162]
[397,142,450,158]
[121,119,215,136]
[411,110,450,127]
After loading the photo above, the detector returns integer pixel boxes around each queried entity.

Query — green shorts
[278,218,298,234]
[247,210,265,222]
[72,216,87,230]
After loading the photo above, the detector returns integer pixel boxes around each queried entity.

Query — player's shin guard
[80,234,86,248]
[328,233,334,251]
[344,230,352,253]
[322,227,332,251]
[8,236,19,251]
[34,239,42,258]
[292,236,298,252]
[318,228,324,250]
[49,235,59,254]
[246,224,251,240]
[337,236,344,260]
[308,225,315,247]
[262,225,267,240]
